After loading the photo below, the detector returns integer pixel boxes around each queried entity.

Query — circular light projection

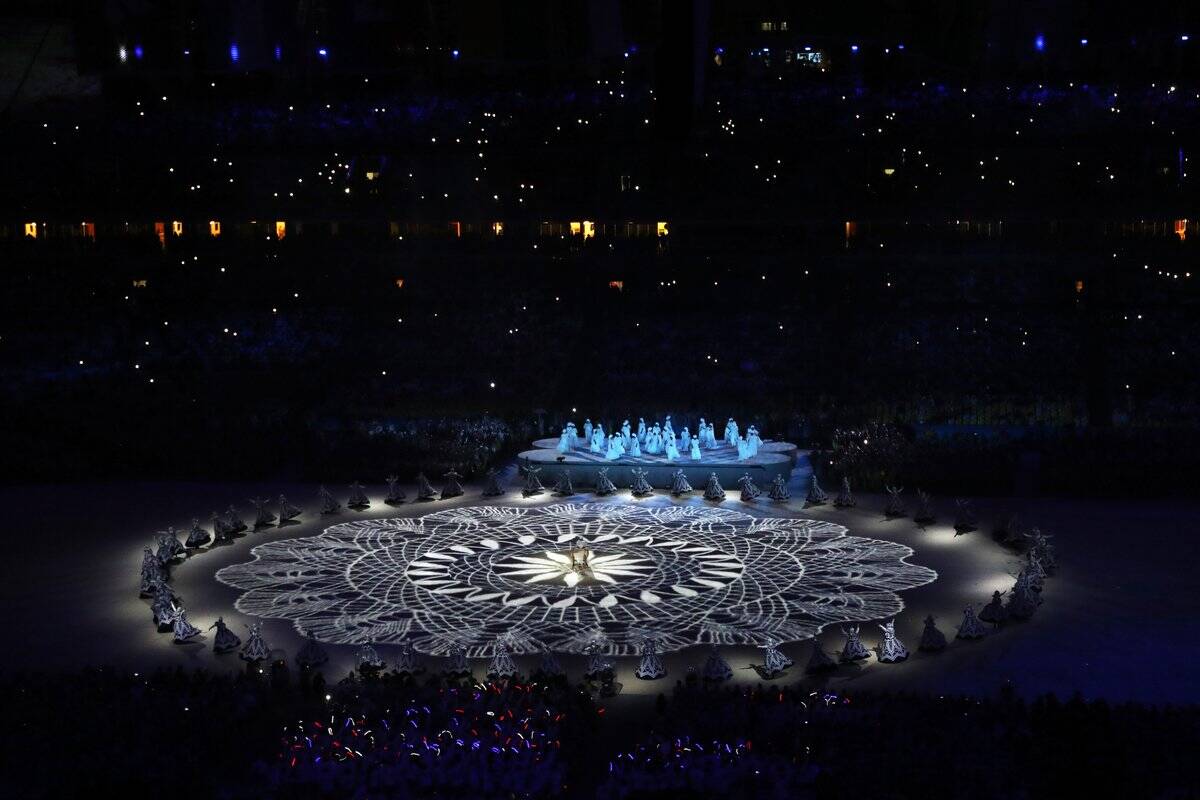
[217,504,936,656]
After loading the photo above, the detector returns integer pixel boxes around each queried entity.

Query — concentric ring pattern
[216,503,937,656]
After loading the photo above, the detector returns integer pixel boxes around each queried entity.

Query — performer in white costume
[665,432,680,461]
[747,425,762,458]
[605,434,621,460]
[646,424,662,455]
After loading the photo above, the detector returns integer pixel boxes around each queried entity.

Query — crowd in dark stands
[2,223,1196,493]
[11,71,1200,216]
[2,69,1198,492]
[1,664,1193,798]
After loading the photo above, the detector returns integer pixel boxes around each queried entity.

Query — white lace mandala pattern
[216,503,936,657]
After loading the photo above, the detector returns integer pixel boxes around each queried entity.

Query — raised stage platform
[520,438,798,490]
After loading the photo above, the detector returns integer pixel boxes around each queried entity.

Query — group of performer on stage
[556,415,763,462]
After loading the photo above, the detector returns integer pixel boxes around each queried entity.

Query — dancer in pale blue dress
[557,428,573,454]
[690,436,702,459]
[630,435,642,457]
[665,432,680,461]
[605,434,621,460]
[636,417,647,443]
[590,424,605,453]
[680,426,691,452]
[747,425,762,457]
[584,418,593,444]
[646,424,662,454]
[737,435,750,461]
[725,418,739,447]
[614,433,626,456]
[566,421,579,449]
[663,415,674,439]
[697,418,708,446]
[621,419,632,449]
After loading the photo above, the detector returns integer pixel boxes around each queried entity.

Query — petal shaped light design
[217,503,937,657]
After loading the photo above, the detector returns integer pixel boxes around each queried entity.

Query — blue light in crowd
[1034,34,1045,52]
[183,49,190,56]
[317,47,328,57]
[230,43,239,63]
[850,44,859,53]
[133,45,144,60]
[1182,34,1191,42]
[898,43,905,50]
[451,49,460,59]
[274,44,282,61]
[715,46,725,55]
[1080,38,1088,46]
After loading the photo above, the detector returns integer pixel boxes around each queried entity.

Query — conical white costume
[956,605,988,639]
[240,623,272,662]
[877,619,909,662]
[634,639,666,680]
[839,625,871,662]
